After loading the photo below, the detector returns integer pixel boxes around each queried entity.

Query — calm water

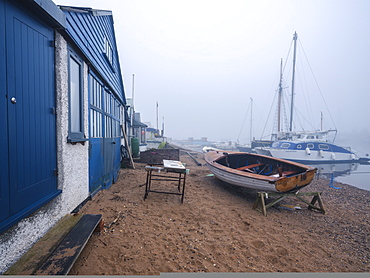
[331,139,370,191]
[332,164,370,191]
[308,162,370,192]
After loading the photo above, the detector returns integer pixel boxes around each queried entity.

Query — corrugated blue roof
[59,6,125,104]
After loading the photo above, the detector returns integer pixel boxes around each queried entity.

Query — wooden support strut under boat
[253,191,326,216]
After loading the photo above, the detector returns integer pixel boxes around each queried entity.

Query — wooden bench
[236,163,265,171]
[281,170,299,177]
[35,214,102,275]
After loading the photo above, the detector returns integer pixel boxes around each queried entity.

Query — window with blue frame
[89,73,121,139]
[68,49,86,143]
[103,90,120,138]
[89,74,103,138]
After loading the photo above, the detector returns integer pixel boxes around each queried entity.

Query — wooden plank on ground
[4,214,83,275]
[35,214,102,275]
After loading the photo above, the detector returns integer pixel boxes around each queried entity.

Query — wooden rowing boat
[204,150,316,192]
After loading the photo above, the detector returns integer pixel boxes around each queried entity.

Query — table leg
[181,173,186,203]
[144,170,151,200]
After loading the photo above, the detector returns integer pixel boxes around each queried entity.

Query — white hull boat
[204,150,316,192]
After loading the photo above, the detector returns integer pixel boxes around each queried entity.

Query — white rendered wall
[0,31,90,273]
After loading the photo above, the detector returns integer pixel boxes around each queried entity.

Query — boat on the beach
[204,150,316,192]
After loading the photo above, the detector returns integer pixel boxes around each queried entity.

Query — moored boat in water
[204,150,316,192]
[267,138,359,163]
[254,32,360,163]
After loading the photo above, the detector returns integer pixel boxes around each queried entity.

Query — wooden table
[143,160,187,203]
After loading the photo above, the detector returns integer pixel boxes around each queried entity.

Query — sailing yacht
[255,32,360,163]
[267,131,359,163]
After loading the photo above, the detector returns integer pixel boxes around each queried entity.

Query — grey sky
[54,0,370,144]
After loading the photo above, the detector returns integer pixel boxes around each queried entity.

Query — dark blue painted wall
[60,7,126,105]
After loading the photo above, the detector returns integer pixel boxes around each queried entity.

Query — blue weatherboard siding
[61,7,125,104]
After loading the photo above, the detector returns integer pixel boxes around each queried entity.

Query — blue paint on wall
[60,6,125,105]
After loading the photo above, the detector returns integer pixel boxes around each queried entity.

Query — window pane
[90,109,94,137]
[319,144,329,150]
[70,58,81,132]
[93,110,96,137]
[98,86,101,109]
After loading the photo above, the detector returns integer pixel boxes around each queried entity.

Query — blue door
[0,0,9,223]
[88,76,121,194]
[0,0,60,233]
[103,91,114,188]
[88,74,105,195]
[102,90,121,187]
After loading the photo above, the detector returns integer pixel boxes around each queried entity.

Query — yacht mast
[250,97,253,144]
[289,32,298,132]
[277,58,283,133]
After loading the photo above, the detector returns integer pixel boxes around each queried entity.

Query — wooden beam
[35,214,102,275]
[4,214,83,275]
[121,124,135,169]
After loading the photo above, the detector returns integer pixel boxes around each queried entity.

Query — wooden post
[121,124,135,169]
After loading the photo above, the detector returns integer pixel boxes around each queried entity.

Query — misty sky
[54,0,370,145]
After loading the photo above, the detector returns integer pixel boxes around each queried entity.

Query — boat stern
[274,167,317,192]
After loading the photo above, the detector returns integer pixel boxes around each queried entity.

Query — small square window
[104,37,113,67]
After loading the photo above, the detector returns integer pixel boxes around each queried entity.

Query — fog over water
[55,0,370,190]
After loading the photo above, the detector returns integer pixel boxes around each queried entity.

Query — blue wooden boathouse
[0,0,127,272]
[60,5,126,195]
